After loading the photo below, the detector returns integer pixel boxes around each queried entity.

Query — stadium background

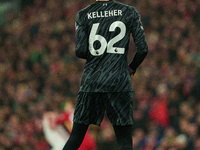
[0,0,200,149]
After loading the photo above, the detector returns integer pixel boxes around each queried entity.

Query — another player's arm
[75,11,89,59]
[129,8,148,73]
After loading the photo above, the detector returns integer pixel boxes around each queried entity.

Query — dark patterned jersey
[75,0,148,92]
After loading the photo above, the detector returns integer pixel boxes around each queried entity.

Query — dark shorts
[73,92,134,126]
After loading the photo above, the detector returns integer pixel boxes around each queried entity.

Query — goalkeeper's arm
[75,12,89,59]
[129,9,148,72]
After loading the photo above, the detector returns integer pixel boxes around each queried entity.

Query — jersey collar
[96,0,113,3]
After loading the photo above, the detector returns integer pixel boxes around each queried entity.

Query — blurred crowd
[0,0,199,149]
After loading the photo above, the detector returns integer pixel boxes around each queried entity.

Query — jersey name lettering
[87,10,122,19]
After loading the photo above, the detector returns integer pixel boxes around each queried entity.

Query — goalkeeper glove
[128,66,136,76]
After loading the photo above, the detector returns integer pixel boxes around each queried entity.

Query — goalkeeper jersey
[75,0,148,92]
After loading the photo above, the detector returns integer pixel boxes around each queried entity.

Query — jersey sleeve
[129,8,148,71]
[75,11,89,59]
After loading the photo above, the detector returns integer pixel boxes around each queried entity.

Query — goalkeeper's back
[75,0,148,92]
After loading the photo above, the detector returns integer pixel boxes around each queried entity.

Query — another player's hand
[128,66,136,76]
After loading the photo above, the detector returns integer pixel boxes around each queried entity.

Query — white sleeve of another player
[42,117,70,150]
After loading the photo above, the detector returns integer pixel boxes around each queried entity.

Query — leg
[104,92,134,149]
[113,125,133,150]
[62,122,89,150]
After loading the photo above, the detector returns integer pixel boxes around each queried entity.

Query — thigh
[105,92,134,126]
[73,92,105,126]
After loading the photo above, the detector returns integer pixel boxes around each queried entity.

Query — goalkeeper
[63,0,148,149]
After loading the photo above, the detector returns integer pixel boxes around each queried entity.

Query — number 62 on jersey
[89,21,126,56]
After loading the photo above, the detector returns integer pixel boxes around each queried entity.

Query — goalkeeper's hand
[128,66,136,76]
